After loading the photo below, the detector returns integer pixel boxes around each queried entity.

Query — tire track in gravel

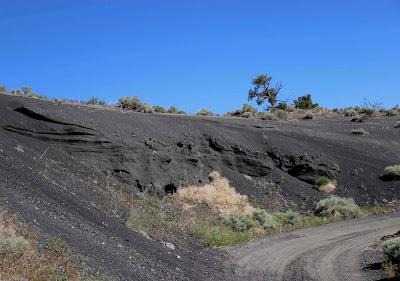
[229,213,400,281]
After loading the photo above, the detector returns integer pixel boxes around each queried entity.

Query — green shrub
[351,128,368,135]
[241,111,253,118]
[87,97,106,106]
[167,106,178,114]
[315,196,361,218]
[382,237,400,266]
[382,165,400,181]
[316,176,331,186]
[275,110,288,120]
[118,96,143,111]
[344,108,358,116]
[193,223,251,247]
[252,209,280,230]
[197,109,214,116]
[0,85,7,94]
[153,105,166,113]
[302,111,314,119]
[257,112,278,121]
[218,213,258,231]
[386,110,398,117]
[359,108,376,117]
[0,233,29,259]
[142,103,154,113]
[350,115,364,123]
[46,236,69,255]
[10,89,23,96]
[224,104,258,118]
[276,102,288,110]
[294,94,318,109]
[241,103,258,115]
[273,211,302,225]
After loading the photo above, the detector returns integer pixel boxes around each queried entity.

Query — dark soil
[0,94,399,280]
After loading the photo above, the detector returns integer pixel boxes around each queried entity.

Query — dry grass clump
[177,171,255,215]
[318,183,337,193]
[315,176,336,193]
[351,128,369,135]
[0,211,108,281]
[381,165,400,181]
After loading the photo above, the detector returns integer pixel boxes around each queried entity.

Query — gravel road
[229,213,400,281]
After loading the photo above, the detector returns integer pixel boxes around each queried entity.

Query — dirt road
[229,213,400,281]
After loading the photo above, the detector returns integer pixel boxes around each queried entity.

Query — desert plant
[359,108,376,117]
[316,176,331,186]
[241,111,253,118]
[248,74,283,111]
[0,85,7,94]
[0,233,29,259]
[142,103,154,113]
[381,165,400,181]
[276,102,288,110]
[241,103,258,115]
[315,176,336,192]
[315,196,361,218]
[273,211,302,225]
[153,105,166,113]
[197,109,214,116]
[252,209,280,230]
[351,115,364,122]
[294,94,318,109]
[382,236,400,269]
[177,171,254,214]
[275,110,288,120]
[21,86,32,96]
[193,223,251,247]
[118,96,143,111]
[87,97,106,106]
[218,213,258,232]
[167,106,178,114]
[302,111,314,119]
[386,110,398,117]
[344,108,358,116]
[9,89,22,96]
[257,112,278,121]
[351,128,369,135]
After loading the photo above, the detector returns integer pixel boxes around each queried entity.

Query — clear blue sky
[1,0,399,114]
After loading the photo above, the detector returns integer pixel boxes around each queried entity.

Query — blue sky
[0,0,399,114]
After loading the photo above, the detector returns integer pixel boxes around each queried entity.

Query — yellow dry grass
[176,171,255,215]
[318,182,337,193]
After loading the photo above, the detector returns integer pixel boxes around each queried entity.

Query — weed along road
[229,212,400,281]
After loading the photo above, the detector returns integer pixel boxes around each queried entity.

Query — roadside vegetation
[0,211,109,281]
[382,236,400,277]
[121,171,371,247]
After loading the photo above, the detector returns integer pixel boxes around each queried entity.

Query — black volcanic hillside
[0,94,399,280]
[1,95,399,208]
